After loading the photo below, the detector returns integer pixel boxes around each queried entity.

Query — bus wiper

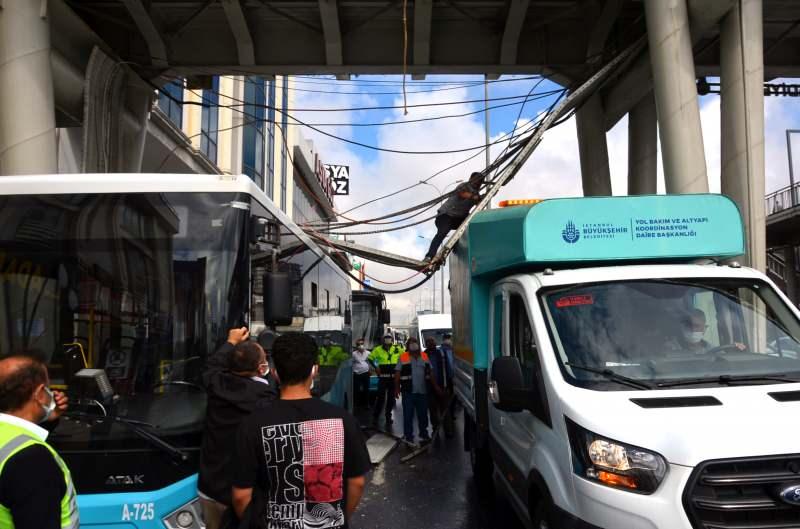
[565,363,653,390]
[657,374,800,388]
[66,412,189,462]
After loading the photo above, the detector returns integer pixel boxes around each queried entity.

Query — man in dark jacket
[198,327,278,529]
[424,172,485,262]
[426,336,455,438]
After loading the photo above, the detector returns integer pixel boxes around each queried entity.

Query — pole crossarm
[309,235,429,270]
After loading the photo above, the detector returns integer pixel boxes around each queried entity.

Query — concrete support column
[0,0,57,175]
[627,92,658,195]
[784,247,798,305]
[643,0,708,193]
[720,0,765,271]
[576,94,612,196]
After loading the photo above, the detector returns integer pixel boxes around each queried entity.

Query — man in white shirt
[351,338,371,410]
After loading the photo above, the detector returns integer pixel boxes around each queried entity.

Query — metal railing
[768,251,786,279]
[766,182,800,216]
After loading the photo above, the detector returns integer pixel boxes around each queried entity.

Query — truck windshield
[541,278,800,389]
[0,192,249,450]
[421,328,452,346]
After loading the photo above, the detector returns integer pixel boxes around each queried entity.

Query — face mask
[384,340,392,346]
[38,387,56,424]
[443,339,451,345]
[357,345,366,351]
[409,344,420,353]
[684,330,705,344]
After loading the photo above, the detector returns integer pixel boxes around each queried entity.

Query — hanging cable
[154,78,566,156]
[167,74,563,129]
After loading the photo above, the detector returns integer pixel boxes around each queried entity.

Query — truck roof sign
[468,194,744,276]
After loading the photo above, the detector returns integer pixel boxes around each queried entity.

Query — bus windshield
[0,192,249,467]
[541,278,800,390]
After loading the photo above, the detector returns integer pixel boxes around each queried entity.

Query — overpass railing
[766,183,800,215]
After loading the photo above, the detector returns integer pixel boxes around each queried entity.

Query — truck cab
[452,195,800,529]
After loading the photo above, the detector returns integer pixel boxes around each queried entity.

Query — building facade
[160,75,296,217]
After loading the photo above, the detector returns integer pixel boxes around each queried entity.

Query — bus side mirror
[344,308,352,325]
[490,356,532,413]
[381,309,391,323]
[264,272,293,326]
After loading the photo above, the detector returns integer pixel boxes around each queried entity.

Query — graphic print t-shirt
[233,398,371,529]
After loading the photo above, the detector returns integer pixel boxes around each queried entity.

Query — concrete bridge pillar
[720,0,765,272]
[627,92,658,195]
[643,0,708,194]
[576,94,612,196]
[0,0,57,175]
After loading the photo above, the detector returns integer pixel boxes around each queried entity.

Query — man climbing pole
[424,172,485,263]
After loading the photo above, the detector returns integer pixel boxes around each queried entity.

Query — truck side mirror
[490,356,532,413]
[381,309,391,323]
[264,272,293,326]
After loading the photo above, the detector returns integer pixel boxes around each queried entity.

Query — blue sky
[290,74,800,323]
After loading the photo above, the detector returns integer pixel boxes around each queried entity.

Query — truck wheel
[529,498,555,529]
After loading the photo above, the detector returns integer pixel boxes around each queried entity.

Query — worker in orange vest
[394,337,441,445]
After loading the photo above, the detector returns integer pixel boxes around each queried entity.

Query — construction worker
[0,355,77,529]
[368,333,402,427]
[318,334,349,367]
[424,171,485,262]
[394,337,441,445]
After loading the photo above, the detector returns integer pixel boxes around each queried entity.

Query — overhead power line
[165,81,567,155]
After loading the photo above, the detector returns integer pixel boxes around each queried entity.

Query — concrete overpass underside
[62,0,800,84]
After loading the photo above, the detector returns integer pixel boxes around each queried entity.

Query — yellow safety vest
[0,422,79,529]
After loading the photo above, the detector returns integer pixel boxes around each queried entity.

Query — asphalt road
[351,400,526,529]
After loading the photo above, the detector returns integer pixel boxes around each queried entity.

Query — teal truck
[451,194,800,529]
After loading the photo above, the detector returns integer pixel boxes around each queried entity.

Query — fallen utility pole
[307,37,646,279]
[437,37,646,267]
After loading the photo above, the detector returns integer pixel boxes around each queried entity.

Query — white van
[410,313,452,346]
[452,195,800,529]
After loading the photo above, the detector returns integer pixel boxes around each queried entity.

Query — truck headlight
[566,417,667,494]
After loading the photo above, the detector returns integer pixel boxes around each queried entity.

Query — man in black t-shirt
[232,333,371,529]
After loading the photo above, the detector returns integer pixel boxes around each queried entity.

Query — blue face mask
[38,387,56,424]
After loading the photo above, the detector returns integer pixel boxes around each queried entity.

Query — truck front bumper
[570,463,694,529]
[553,504,605,529]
